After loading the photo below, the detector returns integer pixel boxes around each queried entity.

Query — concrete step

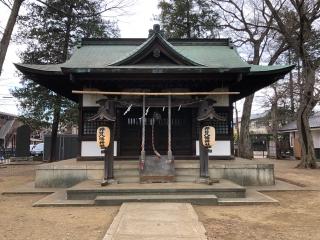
[66,180,246,200]
[95,194,218,205]
[114,162,139,170]
[114,169,140,177]
[116,176,140,183]
[175,175,197,182]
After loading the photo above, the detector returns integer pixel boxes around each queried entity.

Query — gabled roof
[14,24,294,102]
[16,40,293,73]
[15,25,252,72]
[0,120,15,139]
[109,31,202,66]
[251,111,269,120]
[279,113,320,132]
[0,111,17,118]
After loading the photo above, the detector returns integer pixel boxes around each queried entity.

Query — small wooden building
[15,25,292,163]
[279,113,320,160]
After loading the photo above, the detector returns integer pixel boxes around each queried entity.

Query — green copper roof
[61,36,249,69]
[14,24,294,103]
[14,21,293,75]
[249,64,293,73]
[15,39,293,75]
[174,45,249,68]
[109,32,202,66]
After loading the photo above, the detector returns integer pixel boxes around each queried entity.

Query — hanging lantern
[201,126,215,148]
[96,127,111,149]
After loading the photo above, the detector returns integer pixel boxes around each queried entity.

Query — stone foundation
[35,159,275,188]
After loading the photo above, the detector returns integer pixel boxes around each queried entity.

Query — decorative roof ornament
[111,24,201,66]
[197,99,226,122]
[88,99,116,122]
[148,24,165,38]
[153,48,161,58]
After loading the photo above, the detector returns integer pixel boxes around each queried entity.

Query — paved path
[103,203,207,240]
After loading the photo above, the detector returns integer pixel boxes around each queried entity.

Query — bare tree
[265,0,320,168]
[0,0,133,76]
[213,0,288,159]
[0,0,23,76]
[0,0,13,9]
[1,0,133,162]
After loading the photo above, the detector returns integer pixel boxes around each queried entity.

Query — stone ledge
[34,160,275,187]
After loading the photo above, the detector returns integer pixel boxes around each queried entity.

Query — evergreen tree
[157,0,219,38]
[12,0,120,161]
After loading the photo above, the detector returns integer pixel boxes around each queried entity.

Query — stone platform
[35,158,275,188]
[66,179,245,206]
[30,180,280,207]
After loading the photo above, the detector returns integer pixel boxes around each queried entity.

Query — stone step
[66,180,246,200]
[116,177,140,183]
[175,175,198,182]
[114,169,140,177]
[95,194,218,205]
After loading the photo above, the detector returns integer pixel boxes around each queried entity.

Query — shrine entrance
[119,107,193,157]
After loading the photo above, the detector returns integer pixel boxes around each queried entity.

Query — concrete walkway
[103,203,207,240]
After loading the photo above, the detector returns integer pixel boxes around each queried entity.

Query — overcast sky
[0,0,262,116]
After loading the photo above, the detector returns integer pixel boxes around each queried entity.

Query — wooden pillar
[101,102,116,182]
[105,122,115,180]
[199,127,209,178]
[140,95,146,165]
[168,95,173,161]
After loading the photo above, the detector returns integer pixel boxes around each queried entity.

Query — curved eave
[14,63,78,102]
[248,65,295,76]
[230,65,295,102]
[61,66,251,74]
[14,63,63,75]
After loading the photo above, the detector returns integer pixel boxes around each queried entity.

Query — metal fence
[43,134,78,161]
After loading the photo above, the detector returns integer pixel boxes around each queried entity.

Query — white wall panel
[208,88,229,107]
[312,130,320,148]
[81,141,117,157]
[83,94,103,107]
[196,140,231,156]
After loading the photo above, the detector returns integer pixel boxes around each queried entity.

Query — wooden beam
[72,90,240,96]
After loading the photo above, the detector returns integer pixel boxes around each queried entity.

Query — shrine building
[15,24,293,164]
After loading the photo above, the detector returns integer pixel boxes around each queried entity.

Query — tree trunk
[296,66,317,168]
[49,95,62,162]
[48,5,72,162]
[238,94,254,159]
[0,0,23,75]
[271,100,280,159]
[238,43,262,160]
[288,51,295,116]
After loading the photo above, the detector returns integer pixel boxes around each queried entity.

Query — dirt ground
[196,191,320,240]
[271,159,320,187]
[196,159,320,240]
[0,165,119,240]
[0,159,319,240]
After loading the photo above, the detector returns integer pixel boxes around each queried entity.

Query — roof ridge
[109,31,203,67]
[80,38,232,47]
